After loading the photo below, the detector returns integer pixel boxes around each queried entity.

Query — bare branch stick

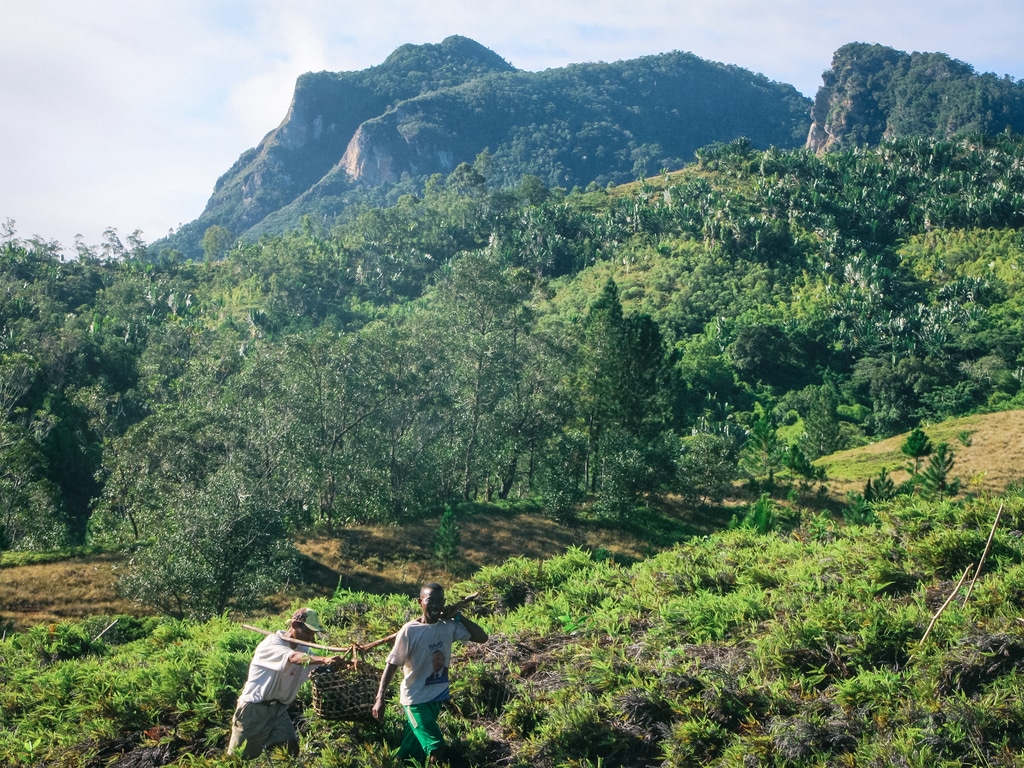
[920,563,974,645]
[961,502,1005,607]
[239,592,479,653]
[241,623,397,653]
[91,618,120,642]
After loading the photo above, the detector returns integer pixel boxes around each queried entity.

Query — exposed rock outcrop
[807,42,1024,153]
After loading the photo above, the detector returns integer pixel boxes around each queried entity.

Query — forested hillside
[3,132,1024,622]
[155,38,1024,262]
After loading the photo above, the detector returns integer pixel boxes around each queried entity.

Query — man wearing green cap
[227,607,337,759]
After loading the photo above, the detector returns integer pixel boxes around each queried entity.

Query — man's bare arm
[372,662,400,720]
[458,614,488,643]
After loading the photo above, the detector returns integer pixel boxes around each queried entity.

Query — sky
[2,0,1022,255]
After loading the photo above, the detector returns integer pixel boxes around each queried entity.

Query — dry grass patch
[290,510,656,603]
[2,510,658,632]
[817,410,1024,499]
[0,554,145,633]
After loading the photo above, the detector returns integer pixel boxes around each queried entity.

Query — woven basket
[310,648,381,721]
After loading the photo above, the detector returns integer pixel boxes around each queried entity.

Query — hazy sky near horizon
[2,0,1021,254]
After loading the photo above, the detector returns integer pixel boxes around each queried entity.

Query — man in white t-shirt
[227,607,338,760]
[372,583,488,763]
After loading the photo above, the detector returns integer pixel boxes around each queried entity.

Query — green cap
[290,607,325,633]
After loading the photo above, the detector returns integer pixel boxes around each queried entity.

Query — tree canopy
[4,132,1024,615]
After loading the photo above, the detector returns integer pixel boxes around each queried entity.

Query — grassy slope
[1,509,705,634]
[817,410,1024,498]
[3,492,1024,767]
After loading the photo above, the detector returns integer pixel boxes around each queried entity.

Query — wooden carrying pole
[241,592,480,653]
[241,624,396,654]
[961,502,1004,606]
[920,563,974,645]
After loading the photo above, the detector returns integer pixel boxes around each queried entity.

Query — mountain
[177,36,516,248]
[155,35,811,259]
[157,38,1024,261]
[808,42,1024,152]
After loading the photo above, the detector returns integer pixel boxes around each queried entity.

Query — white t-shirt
[237,631,314,705]
[386,618,472,706]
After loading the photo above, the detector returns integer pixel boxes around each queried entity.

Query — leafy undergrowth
[4,489,1024,766]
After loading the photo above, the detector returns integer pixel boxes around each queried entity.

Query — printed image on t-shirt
[424,649,449,686]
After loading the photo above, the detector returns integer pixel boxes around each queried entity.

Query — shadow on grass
[630,505,737,548]
[580,498,738,555]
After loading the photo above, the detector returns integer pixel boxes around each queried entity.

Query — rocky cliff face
[338,101,463,186]
[806,43,916,153]
[164,36,512,249]
[807,43,1024,153]
[202,73,386,231]
[338,124,394,185]
[333,52,814,190]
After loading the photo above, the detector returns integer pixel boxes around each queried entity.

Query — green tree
[781,443,821,481]
[0,352,68,549]
[578,279,672,485]
[433,251,535,502]
[535,428,588,523]
[89,400,231,545]
[577,279,621,492]
[349,316,454,521]
[620,313,674,438]
[90,330,267,545]
[735,492,776,534]
[201,225,235,262]
[741,415,783,483]
[275,327,390,526]
[727,322,801,390]
[434,505,462,567]
[592,427,675,520]
[863,467,897,503]
[0,422,67,550]
[919,442,960,500]
[900,427,933,477]
[117,468,296,619]
[676,432,740,507]
[801,385,842,459]
[485,313,569,501]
